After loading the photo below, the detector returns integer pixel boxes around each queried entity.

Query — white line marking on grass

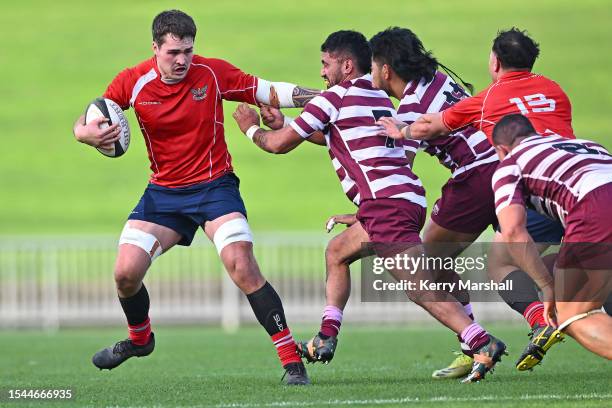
[213,393,612,408]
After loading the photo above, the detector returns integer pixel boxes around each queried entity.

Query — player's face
[320,52,345,88]
[370,59,390,94]
[153,34,194,82]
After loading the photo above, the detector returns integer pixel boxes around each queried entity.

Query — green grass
[0,325,610,407]
[1,0,611,234]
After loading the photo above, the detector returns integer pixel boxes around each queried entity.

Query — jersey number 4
[509,94,556,115]
[372,109,396,148]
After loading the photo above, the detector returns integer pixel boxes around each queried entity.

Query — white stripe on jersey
[390,192,428,207]
[493,136,612,223]
[130,68,157,106]
[466,131,488,150]
[292,74,425,207]
[339,126,384,141]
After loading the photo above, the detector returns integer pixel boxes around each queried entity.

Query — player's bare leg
[554,267,612,359]
[488,232,566,371]
[299,222,371,363]
[325,222,371,309]
[93,221,182,370]
[205,212,309,385]
[559,306,612,359]
[423,221,482,379]
[387,244,507,383]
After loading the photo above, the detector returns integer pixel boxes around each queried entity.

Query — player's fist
[261,105,285,130]
[233,103,260,133]
[73,115,121,148]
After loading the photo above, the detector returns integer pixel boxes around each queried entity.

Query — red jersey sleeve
[103,68,135,110]
[208,58,258,104]
[441,90,486,132]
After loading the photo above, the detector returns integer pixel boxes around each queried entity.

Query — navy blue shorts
[128,173,247,246]
[525,208,564,243]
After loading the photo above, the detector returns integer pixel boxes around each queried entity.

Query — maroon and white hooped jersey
[397,71,498,177]
[290,74,426,207]
[492,135,612,226]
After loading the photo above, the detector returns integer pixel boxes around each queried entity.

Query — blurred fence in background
[0,234,519,331]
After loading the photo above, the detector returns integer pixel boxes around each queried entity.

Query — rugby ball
[84,97,130,157]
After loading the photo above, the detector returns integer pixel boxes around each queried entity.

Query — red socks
[524,301,546,328]
[128,317,151,346]
[272,328,301,366]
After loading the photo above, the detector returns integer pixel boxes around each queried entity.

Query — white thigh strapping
[119,224,163,261]
[558,309,604,331]
[213,218,253,255]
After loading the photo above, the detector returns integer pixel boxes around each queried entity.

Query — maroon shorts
[431,163,498,234]
[357,198,425,257]
[557,183,612,269]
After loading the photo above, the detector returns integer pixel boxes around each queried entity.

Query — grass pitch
[1,325,610,407]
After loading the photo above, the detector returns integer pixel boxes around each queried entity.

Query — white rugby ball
[85,97,130,158]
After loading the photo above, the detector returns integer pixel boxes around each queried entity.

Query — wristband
[283,116,294,127]
[402,125,411,139]
[245,125,260,141]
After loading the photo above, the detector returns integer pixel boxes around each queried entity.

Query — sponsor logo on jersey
[191,85,208,101]
[138,101,162,105]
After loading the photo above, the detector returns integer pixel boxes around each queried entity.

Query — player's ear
[493,55,502,74]
[383,64,390,81]
[343,58,354,75]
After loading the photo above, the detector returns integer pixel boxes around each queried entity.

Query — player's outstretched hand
[74,116,121,149]
[233,103,261,133]
[541,284,558,328]
[376,117,407,140]
[261,105,285,130]
[326,214,357,233]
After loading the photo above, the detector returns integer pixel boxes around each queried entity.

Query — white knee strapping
[558,309,604,331]
[213,218,253,254]
[119,224,163,261]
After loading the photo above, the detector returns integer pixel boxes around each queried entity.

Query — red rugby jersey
[104,55,257,187]
[441,71,574,142]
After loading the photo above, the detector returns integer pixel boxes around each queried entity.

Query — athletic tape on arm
[119,224,163,261]
[213,218,253,254]
[256,79,296,108]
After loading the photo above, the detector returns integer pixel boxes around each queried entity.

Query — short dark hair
[369,27,438,84]
[492,114,537,145]
[152,10,197,46]
[492,27,540,70]
[321,30,371,74]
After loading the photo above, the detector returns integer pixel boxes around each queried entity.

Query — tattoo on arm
[292,87,320,107]
[252,129,274,153]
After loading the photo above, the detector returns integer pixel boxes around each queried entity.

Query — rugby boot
[432,352,474,379]
[516,325,565,371]
[462,335,507,383]
[92,332,155,370]
[281,362,310,385]
[297,334,338,364]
